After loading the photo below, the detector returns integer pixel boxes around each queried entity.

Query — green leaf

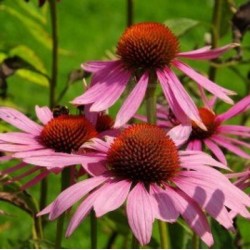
[0,52,8,63]
[0,5,52,50]
[10,45,47,74]
[16,69,49,87]
[164,18,200,37]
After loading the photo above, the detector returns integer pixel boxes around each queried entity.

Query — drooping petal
[81,138,110,153]
[215,95,250,123]
[66,191,99,237]
[173,60,235,104]
[167,124,192,147]
[164,186,213,247]
[211,135,250,159]
[177,43,238,60]
[150,184,179,222]
[0,107,43,135]
[1,162,27,175]
[156,69,189,124]
[192,139,202,151]
[180,150,229,170]
[181,171,250,218]
[114,72,149,128]
[89,71,130,112]
[174,174,234,231]
[48,175,108,220]
[94,179,131,217]
[127,183,155,246]
[163,67,205,129]
[35,106,53,125]
[204,138,227,165]
[21,170,49,190]
[217,125,250,137]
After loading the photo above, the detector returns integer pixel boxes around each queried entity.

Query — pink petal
[66,191,99,237]
[192,139,202,151]
[84,105,98,126]
[177,43,238,60]
[94,179,131,217]
[150,184,179,222]
[23,153,102,168]
[173,60,235,104]
[0,107,42,135]
[0,143,44,152]
[166,187,213,247]
[167,124,192,147]
[174,175,234,231]
[127,183,155,246]
[156,69,189,124]
[14,148,55,158]
[211,135,250,159]
[114,72,148,128]
[0,132,38,144]
[89,71,130,112]
[163,67,205,129]
[217,125,250,137]
[81,138,110,153]
[180,150,229,170]
[216,95,250,123]
[204,139,227,165]
[82,60,119,73]
[178,171,250,216]
[21,170,49,190]
[1,162,27,175]
[35,106,53,125]
[49,175,108,220]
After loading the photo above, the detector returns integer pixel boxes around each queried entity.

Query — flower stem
[90,210,97,248]
[208,0,223,81]
[192,232,200,249]
[145,75,157,124]
[158,220,171,248]
[55,168,71,248]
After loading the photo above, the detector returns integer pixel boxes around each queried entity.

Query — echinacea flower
[146,95,250,165]
[38,124,250,247]
[72,22,236,129]
[0,105,115,176]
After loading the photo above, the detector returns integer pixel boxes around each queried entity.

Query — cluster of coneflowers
[1,22,250,247]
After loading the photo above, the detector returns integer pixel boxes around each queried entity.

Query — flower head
[150,95,250,165]
[72,22,236,130]
[0,105,116,176]
[39,124,250,247]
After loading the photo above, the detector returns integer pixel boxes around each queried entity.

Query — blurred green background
[0,0,249,248]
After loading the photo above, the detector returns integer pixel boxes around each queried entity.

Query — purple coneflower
[145,95,250,165]
[72,22,236,129]
[38,124,250,247]
[0,105,115,185]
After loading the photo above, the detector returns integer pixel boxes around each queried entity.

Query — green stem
[32,213,43,248]
[127,0,133,27]
[90,210,97,248]
[192,232,200,249]
[55,168,71,248]
[39,177,47,211]
[145,75,157,124]
[208,0,223,81]
[158,220,171,249]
